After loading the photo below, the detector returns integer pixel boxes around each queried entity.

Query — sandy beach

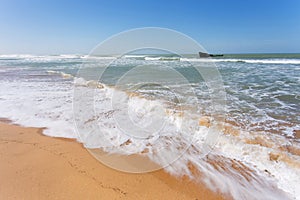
[0,121,225,200]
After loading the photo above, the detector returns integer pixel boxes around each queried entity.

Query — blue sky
[0,0,299,54]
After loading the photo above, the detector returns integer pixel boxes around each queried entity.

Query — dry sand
[0,122,225,200]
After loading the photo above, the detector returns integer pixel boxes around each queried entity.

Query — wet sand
[0,122,225,200]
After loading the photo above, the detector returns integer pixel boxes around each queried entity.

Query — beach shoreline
[0,121,225,200]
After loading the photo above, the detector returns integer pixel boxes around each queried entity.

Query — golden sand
[0,122,225,200]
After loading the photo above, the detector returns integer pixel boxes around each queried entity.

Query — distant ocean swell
[2,54,300,64]
[0,55,299,199]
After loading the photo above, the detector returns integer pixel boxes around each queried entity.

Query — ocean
[0,53,299,199]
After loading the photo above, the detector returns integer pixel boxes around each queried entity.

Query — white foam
[0,79,77,139]
[0,76,298,199]
[0,54,36,59]
[215,132,300,199]
[123,55,146,59]
[145,56,162,60]
[145,56,180,61]
[180,58,300,64]
[82,55,117,60]
[47,70,74,78]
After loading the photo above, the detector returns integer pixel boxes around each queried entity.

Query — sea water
[0,53,299,199]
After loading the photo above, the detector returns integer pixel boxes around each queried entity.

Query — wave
[0,54,85,63]
[180,58,300,64]
[0,54,82,59]
[2,54,300,65]
[0,72,299,199]
[82,55,117,60]
[46,70,74,79]
[123,55,146,59]
[145,56,180,61]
